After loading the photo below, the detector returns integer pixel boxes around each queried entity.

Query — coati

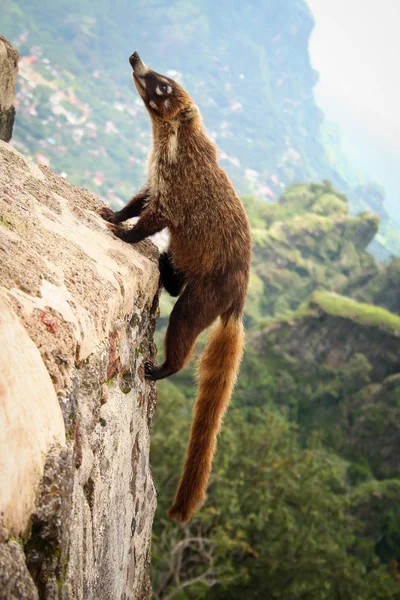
[98,51,251,523]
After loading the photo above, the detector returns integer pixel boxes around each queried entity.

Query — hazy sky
[307,0,400,219]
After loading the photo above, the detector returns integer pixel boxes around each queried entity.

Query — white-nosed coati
[98,51,251,523]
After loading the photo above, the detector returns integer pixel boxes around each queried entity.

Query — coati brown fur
[98,51,251,523]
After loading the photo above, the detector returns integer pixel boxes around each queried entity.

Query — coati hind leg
[145,284,224,381]
[159,252,185,297]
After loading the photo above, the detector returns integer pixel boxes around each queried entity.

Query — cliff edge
[0,136,160,599]
[0,35,18,142]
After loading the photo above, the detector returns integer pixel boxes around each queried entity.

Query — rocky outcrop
[0,140,160,599]
[349,182,400,260]
[250,291,400,478]
[249,182,379,318]
[0,36,18,142]
[257,291,400,382]
[347,373,400,479]
[345,257,400,316]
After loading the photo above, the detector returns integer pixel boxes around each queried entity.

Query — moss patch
[312,291,400,335]
[0,211,28,236]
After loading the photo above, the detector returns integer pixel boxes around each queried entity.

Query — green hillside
[151,183,400,598]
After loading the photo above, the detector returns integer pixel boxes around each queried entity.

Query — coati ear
[180,104,200,121]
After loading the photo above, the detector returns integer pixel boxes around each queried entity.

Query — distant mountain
[2,0,399,256]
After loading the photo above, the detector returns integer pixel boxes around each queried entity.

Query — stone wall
[0,140,160,599]
[0,36,18,142]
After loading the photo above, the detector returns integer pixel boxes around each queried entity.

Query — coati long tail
[168,314,245,523]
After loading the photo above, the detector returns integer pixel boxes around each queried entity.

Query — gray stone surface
[0,36,19,142]
[0,140,160,599]
[0,528,39,600]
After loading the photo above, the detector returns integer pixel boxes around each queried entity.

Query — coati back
[98,52,251,522]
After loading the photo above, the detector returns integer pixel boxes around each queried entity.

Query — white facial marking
[164,99,171,110]
[156,83,172,95]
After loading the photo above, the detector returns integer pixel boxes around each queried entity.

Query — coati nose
[129,51,149,76]
[129,51,140,67]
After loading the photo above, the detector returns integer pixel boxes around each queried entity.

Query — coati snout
[129,51,197,120]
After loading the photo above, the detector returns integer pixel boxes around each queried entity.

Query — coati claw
[97,206,116,222]
[107,222,125,238]
[145,361,170,380]
[144,361,156,379]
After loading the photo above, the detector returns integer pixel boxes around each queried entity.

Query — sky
[306,0,400,221]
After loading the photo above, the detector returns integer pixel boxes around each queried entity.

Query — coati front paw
[97,206,117,223]
[108,225,146,244]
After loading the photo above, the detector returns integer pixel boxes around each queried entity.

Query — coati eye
[159,83,168,93]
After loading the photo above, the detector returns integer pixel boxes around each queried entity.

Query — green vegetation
[347,257,400,315]
[312,291,400,335]
[150,182,400,598]
[151,387,400,599]
[246,181,382,322]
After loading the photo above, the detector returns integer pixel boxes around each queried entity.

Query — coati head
[129,51,199,122]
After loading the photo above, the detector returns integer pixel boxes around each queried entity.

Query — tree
[151,383,398,599]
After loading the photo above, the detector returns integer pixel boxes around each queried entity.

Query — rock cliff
[0,36,18,143]
[345,257,400,316]
[0,137,160,599]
